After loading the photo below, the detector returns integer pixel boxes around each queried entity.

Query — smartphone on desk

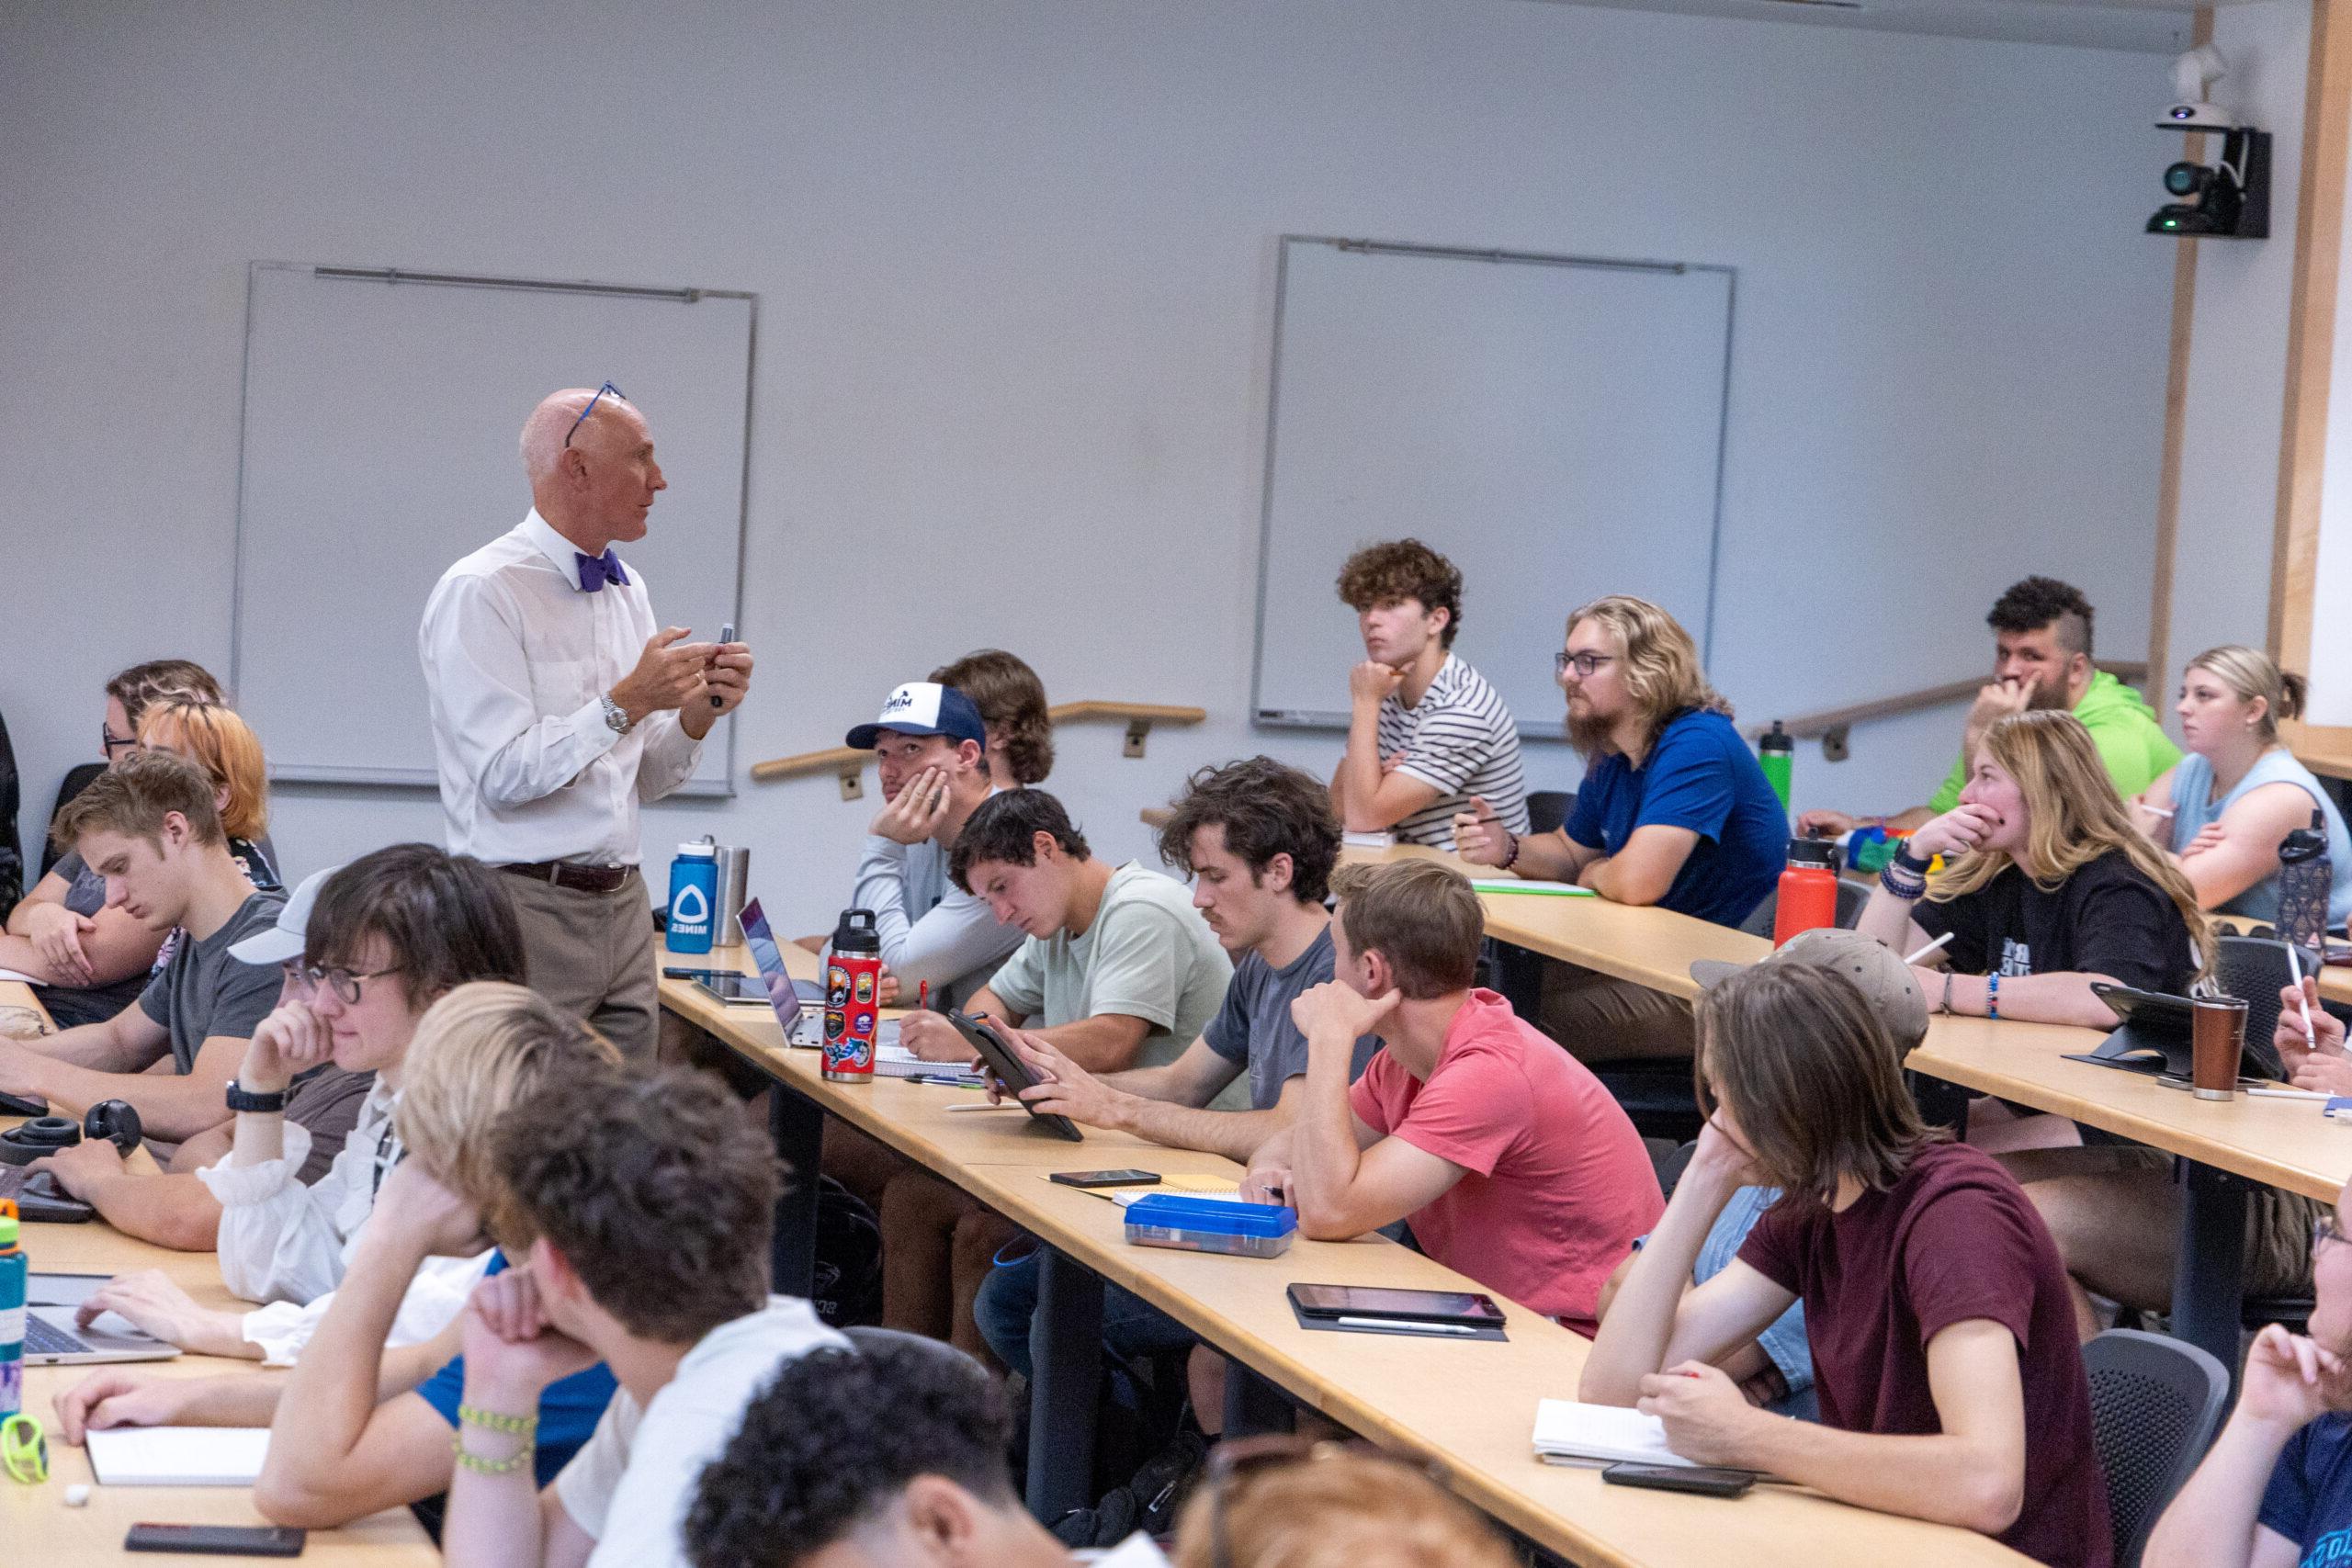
[1050,1169,1161,1189]
[127,1524,307,1556]
[1600,1463,1754,1498]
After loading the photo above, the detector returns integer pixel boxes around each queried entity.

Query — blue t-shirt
[1564,708,1788,928]
[414,1254,618,1489]
[2261,1411,2352,1567]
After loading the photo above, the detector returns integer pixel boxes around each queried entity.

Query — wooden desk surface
[1908,1016,2352,1203]
[955,1163,2028,1568]
[1339,844,1770,998]
[662,963,2032,1568]
[3,1168,435,1562]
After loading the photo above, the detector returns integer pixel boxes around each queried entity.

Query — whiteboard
[1250,238,1733,739]
[231,263,753,793]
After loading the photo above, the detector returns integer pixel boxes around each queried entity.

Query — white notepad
[86,1426,271,1486]
[1530,1399,1697,1469]
[1468,879,1594,897]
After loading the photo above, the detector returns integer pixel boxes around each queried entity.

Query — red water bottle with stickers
[824,909,883,1083]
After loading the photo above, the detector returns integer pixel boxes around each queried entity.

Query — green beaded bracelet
[457,1403,539,1437]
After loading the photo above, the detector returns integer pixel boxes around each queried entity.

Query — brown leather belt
[498,861,636,896]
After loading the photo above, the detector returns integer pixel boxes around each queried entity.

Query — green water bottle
[1758,721,1794,815]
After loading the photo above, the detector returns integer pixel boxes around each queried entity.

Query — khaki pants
[501,870,660,1061]
[1537,961,1696,1065]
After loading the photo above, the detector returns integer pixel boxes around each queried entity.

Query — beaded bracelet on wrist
[1879,863,1928,900]
[451,1436,535,1476]
[458,1404,538,1436]
[1500,831,1521,871]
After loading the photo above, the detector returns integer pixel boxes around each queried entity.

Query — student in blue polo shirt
[2145,1168,2352,1568]
[1455,593,1786,1063]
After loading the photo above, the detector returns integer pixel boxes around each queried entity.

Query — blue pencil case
[1123,1193,1297,1258]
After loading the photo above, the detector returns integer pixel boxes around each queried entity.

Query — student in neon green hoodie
[1800,577,2177,837]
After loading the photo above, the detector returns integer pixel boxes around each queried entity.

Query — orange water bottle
[1771,838,1840,947]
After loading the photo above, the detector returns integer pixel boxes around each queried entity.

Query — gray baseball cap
[228,864,340,966]
[1690,927,1930,1052]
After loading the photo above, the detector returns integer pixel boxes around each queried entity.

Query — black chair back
[2215,934,2320,1079]
[1525,791,1575,836]
[2084,1327,2230,1568]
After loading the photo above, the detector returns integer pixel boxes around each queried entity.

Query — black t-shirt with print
[1911,850,2195,994]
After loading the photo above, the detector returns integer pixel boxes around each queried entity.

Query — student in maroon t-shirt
[1239,858,1660,1333]
[1580,961,2110,1568]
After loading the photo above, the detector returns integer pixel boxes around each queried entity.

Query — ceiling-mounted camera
[2147,46,2269,239]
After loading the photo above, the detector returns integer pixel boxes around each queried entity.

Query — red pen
[918,980,929,1011]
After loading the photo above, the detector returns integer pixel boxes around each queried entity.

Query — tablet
[1286,1283,1506,1325]
[947,1010,1082,1142]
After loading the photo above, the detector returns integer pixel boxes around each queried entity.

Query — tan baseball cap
[1690,928,1929,1052]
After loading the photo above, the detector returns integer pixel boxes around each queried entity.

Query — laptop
[738,898,899,1054]
[23,1273,181,1365]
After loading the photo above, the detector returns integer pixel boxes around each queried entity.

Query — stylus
[1334,1316,1479,1335]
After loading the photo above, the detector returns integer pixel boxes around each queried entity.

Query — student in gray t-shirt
[973,758,1380,1386]
[0,754,308,1147]
[834,681,1023,1012]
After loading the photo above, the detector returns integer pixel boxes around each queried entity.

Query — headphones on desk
[0,1100,142,1165]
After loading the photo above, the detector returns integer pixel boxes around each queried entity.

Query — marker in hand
[712,623,734,709]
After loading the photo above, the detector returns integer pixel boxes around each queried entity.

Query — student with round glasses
[54,844,527,1366]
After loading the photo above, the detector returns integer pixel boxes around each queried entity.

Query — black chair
[2084,1327,2230,1568]
[1646,1138,1697,1200]
[1526,790,1575,837]
[39,761,105,879]
[2215,934,2323,1072]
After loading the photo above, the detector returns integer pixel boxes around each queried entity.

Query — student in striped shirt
[1329,538,1529,850]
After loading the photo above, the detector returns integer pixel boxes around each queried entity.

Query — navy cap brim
[846,720,951,750]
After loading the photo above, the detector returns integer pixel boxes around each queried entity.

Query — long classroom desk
[0,981,435,1564]
[1341,847,2335,1371]
[1910,1015,2351,1367]
[660,953,2032,1568]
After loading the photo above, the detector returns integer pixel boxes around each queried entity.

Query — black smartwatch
[225,1082,290,1114]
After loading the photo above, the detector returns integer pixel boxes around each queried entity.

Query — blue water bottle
[0,1200,25,1418]
[665,840,719,954]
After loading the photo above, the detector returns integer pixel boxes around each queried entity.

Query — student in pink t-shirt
[1238,858,1661,1332]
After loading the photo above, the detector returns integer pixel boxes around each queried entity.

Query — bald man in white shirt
[418,385,752,1057]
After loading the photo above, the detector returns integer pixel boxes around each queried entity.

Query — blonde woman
[1456,594,1788,1061]
[1860,708,2205,1030]
[137,697,283,893]
[2135,646,2351,926]
[51,983,622,1529]
[1169,1441,1518,1568]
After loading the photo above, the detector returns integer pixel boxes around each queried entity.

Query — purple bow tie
[575,549,629,593]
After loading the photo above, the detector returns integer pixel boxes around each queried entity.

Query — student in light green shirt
[1799,576,2177,836]
[899,788,1232,1083]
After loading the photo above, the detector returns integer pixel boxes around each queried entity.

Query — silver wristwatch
[600,693,635,735]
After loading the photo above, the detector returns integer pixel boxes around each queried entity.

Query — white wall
[2167,0,2311,718]
[1,0,2177,929]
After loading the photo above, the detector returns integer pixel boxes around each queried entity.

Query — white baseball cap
[844,682,988,750]
[229,864,341,966]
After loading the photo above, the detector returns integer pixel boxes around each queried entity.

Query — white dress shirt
[418,510,703,866]
[195,1079,492,1367]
